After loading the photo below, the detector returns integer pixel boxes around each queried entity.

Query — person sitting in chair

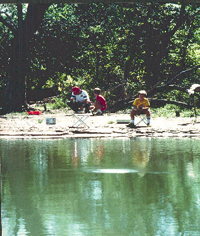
[127,90,150,128]
[67,86,91,113]
[92,88,107,115]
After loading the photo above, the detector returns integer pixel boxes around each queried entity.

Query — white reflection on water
[91,169,139,174]
[90,168,170,175]
[91,180,102,200]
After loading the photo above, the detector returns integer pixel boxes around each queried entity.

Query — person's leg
[67,101,77,112]
[127,110,138,127]
[77,102,85,111]
[67,101,82,112]
[144,109,151,125]
[84,102,91,113]
[94,101,102,115]
[94,100,101,109]
[130,110,139,124]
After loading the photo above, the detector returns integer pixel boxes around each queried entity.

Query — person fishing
[127,90,151,128]
[67,86,91,113]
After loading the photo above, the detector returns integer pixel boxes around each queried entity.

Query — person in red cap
[92,88,107,115]
[67,86,91,113]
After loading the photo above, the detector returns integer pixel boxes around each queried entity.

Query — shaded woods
[0,3,200,114]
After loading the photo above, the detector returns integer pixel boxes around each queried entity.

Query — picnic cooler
[46,118,56,125]
[116,119,129,124]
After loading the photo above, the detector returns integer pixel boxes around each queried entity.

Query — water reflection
[1,138,200,236]
[131,138,150,177]
[91,169,138,173]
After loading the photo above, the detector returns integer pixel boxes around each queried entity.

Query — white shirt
[71,90,90,102]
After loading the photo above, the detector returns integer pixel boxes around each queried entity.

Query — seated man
[127,90,150,128]
[92,88,107,115]
[67,86,91,113]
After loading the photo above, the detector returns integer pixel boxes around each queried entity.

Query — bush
[151,104,199,118]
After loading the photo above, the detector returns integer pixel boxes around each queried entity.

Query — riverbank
[0,110,200,139]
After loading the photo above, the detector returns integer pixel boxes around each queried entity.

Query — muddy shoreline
[0,111,200,139]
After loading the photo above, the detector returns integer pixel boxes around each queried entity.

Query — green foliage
[1,3,200,112]
[52,97,67,109]
[38,119,43,124]
[151,104,199,118]
[151,105,179,118]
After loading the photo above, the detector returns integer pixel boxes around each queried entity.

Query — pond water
[1,138,200,236]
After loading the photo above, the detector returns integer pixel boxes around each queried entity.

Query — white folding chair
[135,114,148,126]
[71,113,90,128]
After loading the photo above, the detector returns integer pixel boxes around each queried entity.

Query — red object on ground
[28,111,41,115]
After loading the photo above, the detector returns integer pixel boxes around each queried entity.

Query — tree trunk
[3,5,24,113]
[2,3,50,114]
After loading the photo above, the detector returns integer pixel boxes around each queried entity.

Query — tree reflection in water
[1,138,200,236]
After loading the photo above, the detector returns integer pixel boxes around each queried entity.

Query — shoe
[147,123,151,127]
[92,112,103,116]
[127,123,136,128]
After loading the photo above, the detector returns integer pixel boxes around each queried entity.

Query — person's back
[72,89,89,103]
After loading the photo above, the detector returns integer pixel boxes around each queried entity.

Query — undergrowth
[4,103,199,118]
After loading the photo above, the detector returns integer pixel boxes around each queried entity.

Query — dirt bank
[0,110,200,139]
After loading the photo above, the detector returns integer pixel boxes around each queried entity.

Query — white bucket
[46,118,56,125]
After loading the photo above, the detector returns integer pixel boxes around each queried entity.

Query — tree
[0,3,50,114]
[1,3,199,113]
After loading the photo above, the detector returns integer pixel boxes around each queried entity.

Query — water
[1,138,200,236]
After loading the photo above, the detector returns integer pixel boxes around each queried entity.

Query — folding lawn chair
[135,114,148,126]
[71,113,90,128]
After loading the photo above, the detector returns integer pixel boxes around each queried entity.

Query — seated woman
[67,86,91,113]
[92,88,107,115]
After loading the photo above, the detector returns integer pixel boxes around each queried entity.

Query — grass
[43,98,200,118]
[38,119,43,124]
[151,104,199,118]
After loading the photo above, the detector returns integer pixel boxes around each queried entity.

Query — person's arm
[70,93,76,102]
[133,99,139,110]
[83,99,87,105]
[133,105,138,110]
[141,106,149,110]
[82,90,90,103]
[141,99,150,110]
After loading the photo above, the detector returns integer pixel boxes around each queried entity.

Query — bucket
[46,118,56,125]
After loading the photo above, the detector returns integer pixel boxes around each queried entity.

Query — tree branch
[149,99,192,108]
[107,65,200,112]
[162,64,200,87]
[0,15,17,33]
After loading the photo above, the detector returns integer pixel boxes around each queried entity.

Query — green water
[1,138,200,236]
